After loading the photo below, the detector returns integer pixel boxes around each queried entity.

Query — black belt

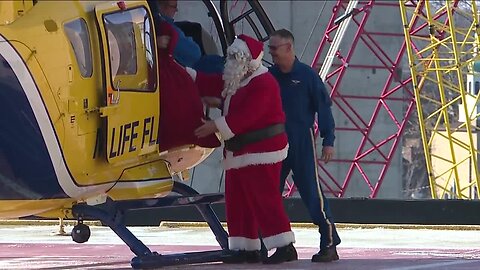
[224,123,285,152]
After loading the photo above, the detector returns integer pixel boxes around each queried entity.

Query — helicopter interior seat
[174,21,219,56]
[174,21,225,74]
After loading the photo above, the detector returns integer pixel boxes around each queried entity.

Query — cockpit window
[64,19,93,78]
[103,7,156,92]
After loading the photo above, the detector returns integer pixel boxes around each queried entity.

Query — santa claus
[188,34,297,264]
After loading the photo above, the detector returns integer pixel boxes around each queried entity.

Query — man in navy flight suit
[268,28,341,263]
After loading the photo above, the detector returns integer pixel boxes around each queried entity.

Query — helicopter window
[64,19,93,78]
[103,7,156,92]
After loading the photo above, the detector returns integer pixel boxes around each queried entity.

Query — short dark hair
[270,29,294,44]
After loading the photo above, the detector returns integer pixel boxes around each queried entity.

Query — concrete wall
[174,1,407,199]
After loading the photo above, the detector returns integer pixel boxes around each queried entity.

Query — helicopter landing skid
[72,181,229,269]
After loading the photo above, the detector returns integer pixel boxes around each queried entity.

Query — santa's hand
[185,67,197,81]
[195,119,218,138]
[202,97,222,108]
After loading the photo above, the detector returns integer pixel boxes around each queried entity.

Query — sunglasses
[268,43,289,51]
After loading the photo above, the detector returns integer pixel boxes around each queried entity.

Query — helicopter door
[95,2,159,163]
[201,0,229,55]
[219,0,275,44]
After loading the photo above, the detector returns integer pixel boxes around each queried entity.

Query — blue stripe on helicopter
[0,53,68,200]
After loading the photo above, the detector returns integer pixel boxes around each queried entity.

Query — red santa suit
[188,35,295,252]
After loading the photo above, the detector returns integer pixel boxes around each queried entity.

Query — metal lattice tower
[400,0,480,199]
[309,0,417,198]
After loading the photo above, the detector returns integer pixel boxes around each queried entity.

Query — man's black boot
[262,243,298,264]
[311,246,339,262]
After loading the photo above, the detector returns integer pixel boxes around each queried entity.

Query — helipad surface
[0,224,479,269]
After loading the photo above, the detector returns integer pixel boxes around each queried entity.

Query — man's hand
[158,35,171,49]
[195,119,218,138]
[321,146,334,163]
[202,97,222,108]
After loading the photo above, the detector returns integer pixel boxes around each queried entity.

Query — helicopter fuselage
[0,0,212,219]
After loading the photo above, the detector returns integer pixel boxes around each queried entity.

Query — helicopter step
[72,181,228,269]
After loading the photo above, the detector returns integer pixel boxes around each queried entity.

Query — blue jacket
[269,59,335,146]
[161,15,201,68]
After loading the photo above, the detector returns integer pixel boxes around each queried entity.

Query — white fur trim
[229,38,251,59]
[185,67,197,81]
[239,65,268,88]
[228,237,261,251]
[263,231,295,251]
[249,51,263,70]
[223,144,288,170]
[214,116,235,140]
[223,95,232,115]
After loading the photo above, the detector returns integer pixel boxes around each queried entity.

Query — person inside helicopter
[148,0,224,73]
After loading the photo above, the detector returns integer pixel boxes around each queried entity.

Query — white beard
[222,55,249,97]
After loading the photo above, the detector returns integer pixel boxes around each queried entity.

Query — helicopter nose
[0,40,68,200]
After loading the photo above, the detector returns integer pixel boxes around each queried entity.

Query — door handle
[111,80,121,104]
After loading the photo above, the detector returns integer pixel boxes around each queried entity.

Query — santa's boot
[262,243,298,264]
[245,250,262,263]
[222,250,261,264]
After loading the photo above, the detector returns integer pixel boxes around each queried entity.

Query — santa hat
[229,34,264,70]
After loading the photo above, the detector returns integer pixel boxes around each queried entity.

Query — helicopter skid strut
[72,182,229,269]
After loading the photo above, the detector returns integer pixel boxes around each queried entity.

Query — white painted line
[383,260,479,270]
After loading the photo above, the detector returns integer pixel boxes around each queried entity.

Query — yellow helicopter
[0,0,274,268]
